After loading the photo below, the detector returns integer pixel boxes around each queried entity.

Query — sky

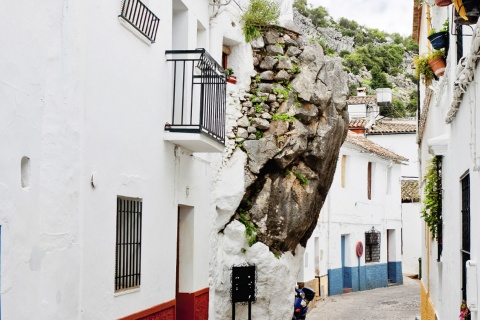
[307,0,414,36]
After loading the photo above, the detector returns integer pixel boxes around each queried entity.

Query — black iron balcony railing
[119,0,160,43]
[165,49,226,145]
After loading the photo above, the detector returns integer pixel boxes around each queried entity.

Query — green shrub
[242,0,280,42]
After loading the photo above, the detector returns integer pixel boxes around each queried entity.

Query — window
[386,166,392,194]
[367,162,375,199]
[222,45,231,70]
[119,0,160,43]
[365,227,380,263]
[341,155,347,188]
[115,197,142,292]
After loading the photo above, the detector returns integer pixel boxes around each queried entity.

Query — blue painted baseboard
[328,262,393,295]
[365,263,388,290]
[328,268,343,296]
[388,261,403,284]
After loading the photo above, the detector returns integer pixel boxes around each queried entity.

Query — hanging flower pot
[435,0,452,6]
[428,31,449,49]
[428,56,446,77]
[227,75,237,84]
[454,0,480,25]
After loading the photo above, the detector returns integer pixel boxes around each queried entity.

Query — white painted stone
[213,149,247,231]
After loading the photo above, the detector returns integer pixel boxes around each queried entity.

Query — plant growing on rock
[272,113,296,122]
[242,0,280,42]
[239,213,258,246]
[273,87,289,100]
[292,169,309,186]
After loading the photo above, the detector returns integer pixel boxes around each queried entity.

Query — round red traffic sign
[356,242,364,257]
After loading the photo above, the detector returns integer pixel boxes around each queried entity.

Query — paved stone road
[306,277,420,320]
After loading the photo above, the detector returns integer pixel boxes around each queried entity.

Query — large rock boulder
[213,27,349,320]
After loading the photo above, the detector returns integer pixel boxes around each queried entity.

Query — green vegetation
[292,169,309,186]
[406,90,418,115]
[272,113,296,122]
[273,87,289,100]
[343,43,405,76]
[242,0,280,42]
[291,64,301,74]
[414,49,445,85]
[255,131,264,139]
[293,0,330,27]
[370,66,392,90]
[239,213,258,246]
[255,103,263,113]
[421,157,442,241]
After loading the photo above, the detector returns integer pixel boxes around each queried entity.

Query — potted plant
[459,300,470,320]
[414,50,446,84]
[225,67,237,84]
[454,0,480,25]
[428,20,449,50]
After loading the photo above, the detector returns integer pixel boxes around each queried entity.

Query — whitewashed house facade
[0,0,227,319]
[300,131,407,297]
[413,1,480,319]
[366,118,421,276]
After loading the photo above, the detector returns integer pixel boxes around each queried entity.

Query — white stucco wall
[417,5,480,319]
[0,0,221,319]
[368,133,418,178]
[401,202,422,275]
[302,143,404,287]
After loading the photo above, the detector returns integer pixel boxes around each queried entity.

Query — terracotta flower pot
[435,0,452,6]
[227,75,237,84]
[428,56,446,77]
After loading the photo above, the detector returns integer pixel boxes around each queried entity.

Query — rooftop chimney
[357,87,367,97]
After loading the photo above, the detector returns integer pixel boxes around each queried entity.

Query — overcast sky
[306,0,413,36]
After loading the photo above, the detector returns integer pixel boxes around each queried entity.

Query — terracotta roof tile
[345,131,408,163]
[349,118,368,128]
[368,121,417,134]
[346,96,377,105]
[401,179,420,202]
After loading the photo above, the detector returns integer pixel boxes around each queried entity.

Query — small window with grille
[365,227,381,263]
[115,197,142,292]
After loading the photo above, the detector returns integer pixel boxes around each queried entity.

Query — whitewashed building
[0,0,226,319]
[413,1,480,319]
[300,131,407,297]
[366,118,421,276]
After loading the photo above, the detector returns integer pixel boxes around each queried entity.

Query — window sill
[114,287,140,297]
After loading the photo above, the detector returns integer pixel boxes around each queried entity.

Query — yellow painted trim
[420,281,436,320]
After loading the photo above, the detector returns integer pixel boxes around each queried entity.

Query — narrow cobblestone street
[307,277,420,320]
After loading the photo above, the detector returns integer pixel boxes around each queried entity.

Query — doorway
[176,205,195,319]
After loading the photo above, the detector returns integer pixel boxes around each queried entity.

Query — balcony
[119,0,160,43]
[164,49,226,153]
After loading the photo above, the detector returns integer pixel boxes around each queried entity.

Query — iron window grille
[115,197,142,292]
[365,227,381,263]
[165,49,226,145]
[461,173,470,300]
[436,156,443,262]
[119,0,160,43]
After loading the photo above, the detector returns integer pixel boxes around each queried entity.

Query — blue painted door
[341,236,346,289]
